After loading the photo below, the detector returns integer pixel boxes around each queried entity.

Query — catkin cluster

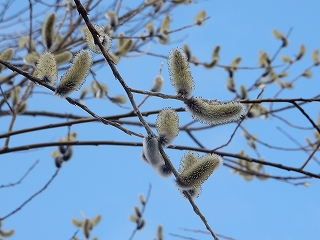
[71,214,101,239]
[168,48,246,125]
[139,48,247,198]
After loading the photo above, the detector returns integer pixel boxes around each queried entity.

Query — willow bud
[18,36,36,51]
[90,80,108,98]
[280,55,293,64]
[82,218,92,239]
[258,50,270,67]
[71,218,83,227]
[226,77,236,93]
[302,69,312,78]
[230,56,242,70]
[183,44,191,61]
[114,39,133,56]
[55,51,73,65]
[311,49,319,64]
[84,25,111,54]
[158,33,170,45]
[142,136,162,168]
[24,52,39,66]
[176,153,223,190]
[168,48,195,98]
[160,15,171,34]
[145,22,156,36]
[110,94,127,104]
[42,12,56,50]
[157,225,163,240]
[0,48,14,72]
[150,75,164,92]
[153,0,164,13]
[156,108,179,147]
[239,84,247,99]
[10,86,21,106]
[34,52,58,85]
[184,97,245,125]
[194,10,206,25]
[137,219,145,230]
[105,10,118,28]
[0,229,15,237]
[296,44,306,61]
[273,29,288,47]
[55,50,92,97]
[91,214,102,226]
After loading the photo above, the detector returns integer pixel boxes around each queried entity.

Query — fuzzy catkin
[150,75,164,92]
[176,153,223,190]
[84,25,111,54]
[178,151,199,173]
[0,48,14,72]
[42,12,56,50]
[114,39,133,56]
[55,50,92,97]
[184,97,246,125]
[34,52,58,85]
[54,51,73,65]
[168,48,194,98]
[156,108,179,147]
[142,136,162,168]
[105,10,118,28]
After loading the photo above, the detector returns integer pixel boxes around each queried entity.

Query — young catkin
[150,75,164,92]
[34,52,58,85]
[84,25,111,54]
[0,48,14,72]
[54,51,73,65]
[142,136,162,167]
[114,39,133,56]
[105,10,118,28]
[42,12,56,50]
[24,52,39,66]
[160,15,171,34]
[55,50,92,97]
[178,151,199,173]
[176,153,223,190]
[194,10,206,25]
[168,48,195,98]
[184,97,246,125]
[156,108,179,147]
[145,22,156,36]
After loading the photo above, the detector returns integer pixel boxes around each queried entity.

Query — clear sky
[1,1,320,240]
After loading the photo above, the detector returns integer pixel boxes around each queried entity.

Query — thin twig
[0,159,40,188]
[291,101,320,134]
[0,169,60,221]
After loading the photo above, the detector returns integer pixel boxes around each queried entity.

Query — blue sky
[1,1,320,240]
